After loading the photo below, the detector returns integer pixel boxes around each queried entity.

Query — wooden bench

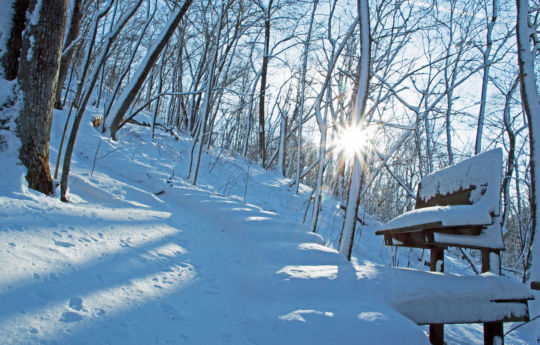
[375,148,533,345]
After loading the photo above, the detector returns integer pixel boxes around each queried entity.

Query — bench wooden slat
[375,221,443,235]
[378,223,485,249]
[376,223,484,236]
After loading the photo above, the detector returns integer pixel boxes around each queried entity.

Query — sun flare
[333,124,372,160]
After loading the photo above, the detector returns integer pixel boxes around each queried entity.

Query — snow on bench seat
[377,205,492,231]
[390,271,533,325]
[355,264,534,325]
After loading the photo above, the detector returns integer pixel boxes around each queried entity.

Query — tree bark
[54,0,82,110]
[294,0,318,194]
[2,0,30,81]
[516,0,540,287]
[16,0,69,194]
[475,0,498,154]
[338,0,371,260]
[257,1,273,167]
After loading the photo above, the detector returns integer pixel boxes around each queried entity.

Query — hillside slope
[0,106,536,344]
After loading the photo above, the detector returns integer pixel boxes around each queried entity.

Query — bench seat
[378,205,493,232]
[375,205,505,250]
[356,265,534,325]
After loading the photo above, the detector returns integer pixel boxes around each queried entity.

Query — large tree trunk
[107,0,192,140]
[516,0,540,289]
[2,0,30,81]
[16,0,69,194]
[338,0,371,260]
[102,3,157,125]
[54,0,82,110]
[311,10,358,233]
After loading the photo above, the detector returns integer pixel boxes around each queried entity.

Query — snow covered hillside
[0,106,537,344]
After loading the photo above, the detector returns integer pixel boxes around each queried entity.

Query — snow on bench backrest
[416,148,503,217]
[415,148,505,249]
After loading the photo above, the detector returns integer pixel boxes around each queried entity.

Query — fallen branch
[155,123,180,140]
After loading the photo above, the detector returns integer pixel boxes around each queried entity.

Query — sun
[332,124,372,160]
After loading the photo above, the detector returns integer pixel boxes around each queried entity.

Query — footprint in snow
[60,297,86,323]
[69,297,84,311]
[60,311,84,323]
[120,239,131,247]
[53,240,75,248]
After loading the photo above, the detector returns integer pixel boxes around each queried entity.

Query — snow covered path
[1,113,535,344]
[0,169,429,344]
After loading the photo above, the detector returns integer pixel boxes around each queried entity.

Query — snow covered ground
[0,105,538,344]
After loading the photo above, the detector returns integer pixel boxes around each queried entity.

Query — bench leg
[429,248,444,344]
[481,250,500,274]
[429,324,444,345]
[484,321,503,345]
[481,251,503,345]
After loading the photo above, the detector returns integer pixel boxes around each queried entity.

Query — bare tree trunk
[277,104,287,176]
[60,0,142,201]
[516,0,540,288]
[311,91,328,232]
[475,0,498,154]
[501,78,519,231]
[294,0,318,193]
[189,2,224,185]
[15,0,69,194]
[257,1,273,167]
[2,0,30,81]
[339,0,371,260]
[152,53,166,139]
[311,0,358,233]
[54,1,114,180]
[242,69,262,157]
[102,2,156,126]
[107,0,192,140]
[54,0,82,110]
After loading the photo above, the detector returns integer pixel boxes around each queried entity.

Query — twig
[339,204,366,225]
[504,314,539,336]
[90,138,102,177]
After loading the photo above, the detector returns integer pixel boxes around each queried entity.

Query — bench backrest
[416,148,503,217]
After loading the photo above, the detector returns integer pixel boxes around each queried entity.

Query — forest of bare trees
[2,0,539,285]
